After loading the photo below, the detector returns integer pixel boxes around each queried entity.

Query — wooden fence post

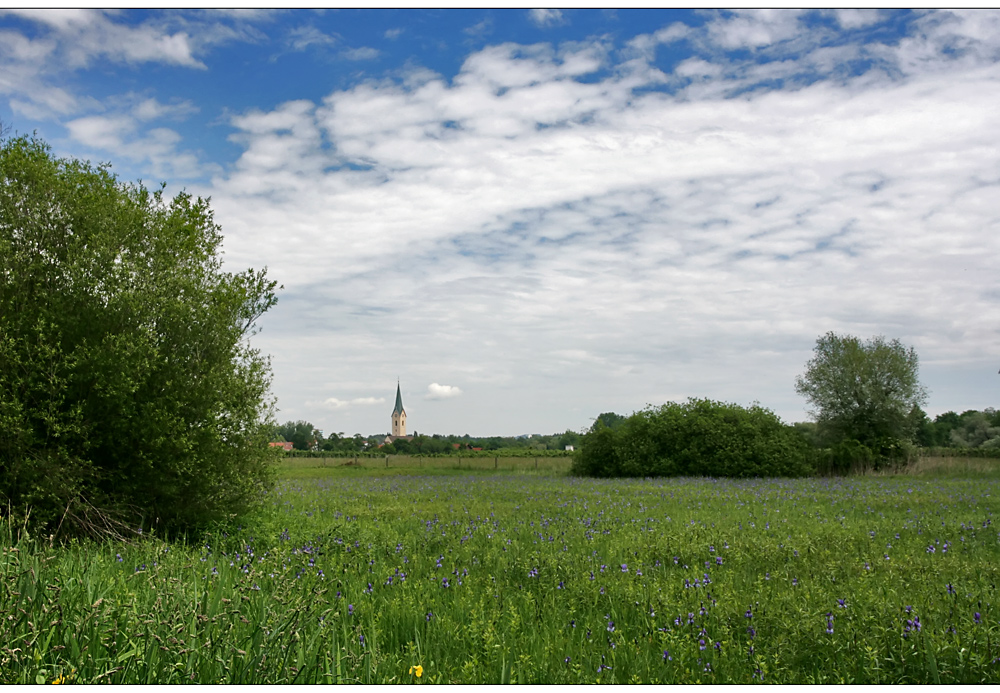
[385,454,388,468]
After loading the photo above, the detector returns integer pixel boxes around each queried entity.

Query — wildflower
[116,553,122,562]
[409,665,423,678]
[564,656,571,664]
[621,564,628,572]
[348,604,354,615]
[947,583,956,595]
[975,612,982,625]
[426,611,433,621]
[359,634,365,647]
[663,650,672,661]
[826,612,834,635]
[837,598,846,609]
[716,557,723,565]
[699,639,706,651]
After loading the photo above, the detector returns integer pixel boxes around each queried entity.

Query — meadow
[3,458,1000,684]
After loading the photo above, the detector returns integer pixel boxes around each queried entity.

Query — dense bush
[0,134,278,536]
[572,398,813,478]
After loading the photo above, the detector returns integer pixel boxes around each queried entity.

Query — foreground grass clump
[3,472,1000,683]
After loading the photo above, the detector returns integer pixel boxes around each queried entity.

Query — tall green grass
[3,473,999,683]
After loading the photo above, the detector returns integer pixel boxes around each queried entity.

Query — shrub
[572,398,813,478]
[0,133,278,536]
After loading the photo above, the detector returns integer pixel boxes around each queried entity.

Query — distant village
[270,382,580,454]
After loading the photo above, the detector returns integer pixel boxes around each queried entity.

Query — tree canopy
[794,332,927,452]
[572,399,813,479]
[0,133,278,536]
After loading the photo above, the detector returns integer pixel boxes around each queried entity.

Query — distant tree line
[909,408,1000,449]
[272,421,580,455]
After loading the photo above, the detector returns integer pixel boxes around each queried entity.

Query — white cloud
[426,384,463,400]
[318,396,386,409]
[703,9,804,51]
[286,24,337,52]
[341,46,380,61]
[132,97,198,121]
[65,111,206,180]
[528,9,565,28]
[832,9,884,30]
[0,9,266,123]
[7,9,205,68]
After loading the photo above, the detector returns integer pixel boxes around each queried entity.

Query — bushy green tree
[0,133,278,536]
[795,332,927,450]
[949,409,1000,448]
[573,399,813,478]
[277,420,320,451]
[593,412,626,430]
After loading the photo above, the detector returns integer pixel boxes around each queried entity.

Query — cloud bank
[3,10,998,435]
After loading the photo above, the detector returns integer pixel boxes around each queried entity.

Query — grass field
[278,454,573,479]
[3,459,1000,683]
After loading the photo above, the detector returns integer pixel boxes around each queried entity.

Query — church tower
[391,382,407,437]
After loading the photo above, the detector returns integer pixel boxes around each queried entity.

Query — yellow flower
[409,665,424,678]
[51,676,65,685]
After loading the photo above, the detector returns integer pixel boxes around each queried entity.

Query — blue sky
[2,9,999,437]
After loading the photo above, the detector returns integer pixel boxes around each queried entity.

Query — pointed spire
[393,381,405,415]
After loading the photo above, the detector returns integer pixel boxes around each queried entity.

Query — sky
[2,8,999,437]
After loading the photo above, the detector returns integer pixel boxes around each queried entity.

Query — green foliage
[573,399,813,478]
[795,332,928,450]
[276,420,320,451]
[593,411,626,430]
[0,133,278,535]
[947,409,1000,448]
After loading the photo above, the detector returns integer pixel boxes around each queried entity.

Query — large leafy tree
[276,420,321,451]
[794,332,927,449]
[0,133,279,535]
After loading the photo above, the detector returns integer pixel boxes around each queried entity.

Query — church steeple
[391,381,407,437]
[393,381,405,416]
